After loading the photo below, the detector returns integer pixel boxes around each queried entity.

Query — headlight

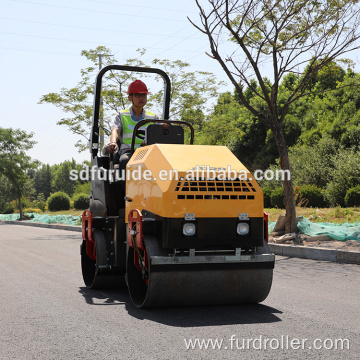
[237,222,249,235]
[183,222,196,236]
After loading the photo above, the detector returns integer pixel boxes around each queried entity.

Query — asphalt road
[0,224,359,360]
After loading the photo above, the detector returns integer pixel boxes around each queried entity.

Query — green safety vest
[120,109,157,149]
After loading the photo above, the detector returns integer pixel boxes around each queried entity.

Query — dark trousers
[114,144,131,194]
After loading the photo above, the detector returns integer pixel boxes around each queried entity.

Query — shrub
[34,193,46,212]
[289,137,337,189]
[34,200,46,212]
[47,192,71,211]
[2,202,14,214]
[13,197,31,210]
[73,193,89,210]
[297,185,327,208]
[270,187,285,209]
[324,148,360,206]
[262,187,272,208]
[345,185,360,207]
[74,182,91,196]
[23,208,42,214]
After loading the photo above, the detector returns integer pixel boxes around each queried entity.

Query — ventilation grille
[175,178,256,200]
[133,148,148,161]
[175,179,256,193]
[177,194,255,200]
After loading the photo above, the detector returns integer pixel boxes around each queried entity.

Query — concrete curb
[1,220,82,232]
[268,243,360,265]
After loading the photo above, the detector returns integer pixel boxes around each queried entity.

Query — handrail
[90,65,171,157]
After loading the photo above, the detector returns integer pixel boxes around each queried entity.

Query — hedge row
[47,191,89,211]
[2,185,360,213]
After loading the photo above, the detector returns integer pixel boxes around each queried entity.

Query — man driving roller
[106,80,159,190]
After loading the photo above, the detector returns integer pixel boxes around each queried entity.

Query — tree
[52,161,72,196]
[0,128,39,219]
[52,159,79,197]
[0,174,15,212]
[297,71,360,149]
[34,164,52,199]
[150,58,225,124]
[200,84,303,171]
[39,47,116,152]
[189,0,360,232]
[287,137,360,206]
[39,47,224,152]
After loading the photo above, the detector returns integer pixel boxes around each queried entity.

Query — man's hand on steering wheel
[107,142,118,154]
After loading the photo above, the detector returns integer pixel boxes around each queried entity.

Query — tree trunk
[272,124,297,233]
[18,195,23,220]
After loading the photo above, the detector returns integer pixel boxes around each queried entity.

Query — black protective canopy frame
[90,65,171,157]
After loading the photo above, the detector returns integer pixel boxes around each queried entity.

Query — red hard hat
[127,80,149,94]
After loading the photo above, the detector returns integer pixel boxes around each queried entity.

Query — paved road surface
[0,224,359,359]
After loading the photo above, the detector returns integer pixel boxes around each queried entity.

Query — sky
[0,0,233,166]
[1,1,360,167]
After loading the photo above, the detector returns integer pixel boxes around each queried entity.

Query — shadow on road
[127,303,282,327]
[79,287,129,305]
[79,287,282,327]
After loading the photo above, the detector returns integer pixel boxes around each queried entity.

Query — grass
[17,209,84,217]
[41,209,84,217]
[265,206,360,223]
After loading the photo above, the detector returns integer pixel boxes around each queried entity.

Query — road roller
[81,65,275,308]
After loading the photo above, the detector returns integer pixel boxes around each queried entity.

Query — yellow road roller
[81,65,275,308]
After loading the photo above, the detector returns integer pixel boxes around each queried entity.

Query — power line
[0,31,133,47]
[0,31,202,53]
[83,0,198,13]
[144,23,195,50]
[0,17,199,39]
[0,45,78,56]
[0,44,226,74]
[150,32,199,58]
[10,0,187,22]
